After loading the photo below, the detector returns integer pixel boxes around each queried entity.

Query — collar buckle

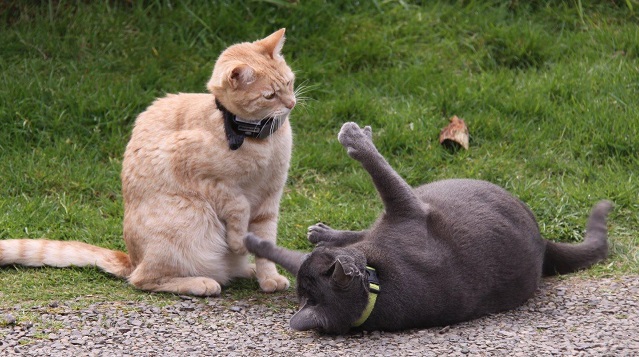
[352,266,381,327]
[366,267,380,294]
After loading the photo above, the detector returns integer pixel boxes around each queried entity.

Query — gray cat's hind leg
[337,122,428,218]
[307,223,367,247]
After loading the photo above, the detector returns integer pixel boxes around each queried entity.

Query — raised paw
[307,222,335,245]
[258,273,290,293]
[337,122,375,161]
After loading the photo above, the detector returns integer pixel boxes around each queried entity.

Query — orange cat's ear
[257,28,286,59]
[208,63,255,91]
[227,64,256,89]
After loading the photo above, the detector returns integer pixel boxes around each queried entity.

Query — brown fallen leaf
[439,115,469,150]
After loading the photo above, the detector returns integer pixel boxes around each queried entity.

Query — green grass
[1,0,638,308]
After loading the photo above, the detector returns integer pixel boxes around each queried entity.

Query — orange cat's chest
[230,125,293,188]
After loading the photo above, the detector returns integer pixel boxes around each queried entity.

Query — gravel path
[1,275,637,356]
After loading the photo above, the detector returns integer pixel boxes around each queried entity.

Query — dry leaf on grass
[439,115,469,150]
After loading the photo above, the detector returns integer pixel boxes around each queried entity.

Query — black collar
[215,98,284,150]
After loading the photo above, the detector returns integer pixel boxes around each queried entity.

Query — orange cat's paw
[186,277,222,297]
[259,274,290,293]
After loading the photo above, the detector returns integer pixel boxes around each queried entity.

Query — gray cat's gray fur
[245,122,612,334]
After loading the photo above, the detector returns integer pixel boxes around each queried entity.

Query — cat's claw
[307,222,334,245]
[338,122,375,161]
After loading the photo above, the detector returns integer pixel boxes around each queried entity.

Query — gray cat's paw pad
[307,223,333,244]
[337,122,365,146]
[337,122,375,159]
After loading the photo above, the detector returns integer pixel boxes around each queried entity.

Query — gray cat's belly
[399,179,546,325]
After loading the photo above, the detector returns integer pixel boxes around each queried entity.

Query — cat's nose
[284,98,296,110]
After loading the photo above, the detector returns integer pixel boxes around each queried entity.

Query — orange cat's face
[208,29,296,122]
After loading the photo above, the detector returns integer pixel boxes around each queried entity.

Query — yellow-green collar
[352,266,380,327]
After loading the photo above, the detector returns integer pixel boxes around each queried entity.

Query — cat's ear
[227,64,256,89]
[207,63,255,91]
[257,28,286,59]
[330,256,360,289]
[290,305,322,331]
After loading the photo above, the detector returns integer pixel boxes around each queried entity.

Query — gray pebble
[2,313,16,325]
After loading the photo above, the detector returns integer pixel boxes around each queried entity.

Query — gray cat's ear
[257,28,286,59]
[228,64,256,88]
[290,305,321,331]
[330,256,359,288]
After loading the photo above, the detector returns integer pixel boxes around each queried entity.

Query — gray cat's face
[290,247,370,334]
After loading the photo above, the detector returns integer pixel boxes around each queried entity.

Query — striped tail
[0,239,133,278]
[542,200,613,276]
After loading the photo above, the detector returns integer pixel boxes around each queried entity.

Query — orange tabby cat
[0,29,296,296]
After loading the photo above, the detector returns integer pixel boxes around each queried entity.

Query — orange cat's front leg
[249,200,290,293]
[213,187,251,255]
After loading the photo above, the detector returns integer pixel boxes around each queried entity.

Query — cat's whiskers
[259,110,282,139]
[293,79,314,94]
[293,81,316,108]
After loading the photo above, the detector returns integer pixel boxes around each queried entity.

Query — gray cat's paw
[307,222,334,245]
[244,233,271,256]
[338,122,375,160]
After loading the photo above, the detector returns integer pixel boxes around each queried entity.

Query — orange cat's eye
[263,92,276,100]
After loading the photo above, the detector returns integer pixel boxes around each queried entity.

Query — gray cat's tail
[542,200,613,276]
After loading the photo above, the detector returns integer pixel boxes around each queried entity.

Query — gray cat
[245,122,612,334]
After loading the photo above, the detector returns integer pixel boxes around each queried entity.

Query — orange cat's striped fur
[0,29,296,296]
